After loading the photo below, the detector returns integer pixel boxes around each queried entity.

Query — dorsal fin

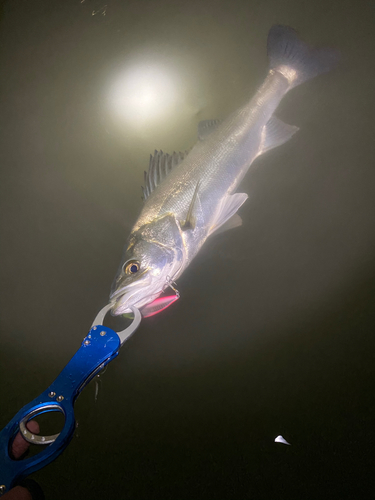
[198,119,221,140]
[142,150,187,201]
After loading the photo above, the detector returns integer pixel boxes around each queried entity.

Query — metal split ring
[19,404,65,445]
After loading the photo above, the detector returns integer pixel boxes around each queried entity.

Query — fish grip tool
[0,304,141,495]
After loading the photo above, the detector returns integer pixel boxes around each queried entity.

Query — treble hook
[163,275,180,298]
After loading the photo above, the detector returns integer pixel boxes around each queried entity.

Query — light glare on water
[108,62,177,125]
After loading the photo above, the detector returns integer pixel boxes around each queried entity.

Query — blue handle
[0,325,121,492]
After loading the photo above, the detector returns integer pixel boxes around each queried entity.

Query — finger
[1,485,32,500]
[11,421,40,459]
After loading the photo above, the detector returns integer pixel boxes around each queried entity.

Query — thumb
[1,485,32,500]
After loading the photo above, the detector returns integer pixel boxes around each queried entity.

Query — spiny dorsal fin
[142,150,188,201]
[180,180,201,231]
[198,119,221,140]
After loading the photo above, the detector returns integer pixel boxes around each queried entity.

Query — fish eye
[124,260,140,275]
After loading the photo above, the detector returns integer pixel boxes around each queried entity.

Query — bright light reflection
[109,63,177,124]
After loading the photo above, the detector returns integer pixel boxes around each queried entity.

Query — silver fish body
[110,25,338,314]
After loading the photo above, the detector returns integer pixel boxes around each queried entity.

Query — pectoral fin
[209,193,248,236]
[180,181,201,231]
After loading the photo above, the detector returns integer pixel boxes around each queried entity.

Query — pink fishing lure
[140,294,179,318]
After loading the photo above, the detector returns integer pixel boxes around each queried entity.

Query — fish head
[110,219,183,315]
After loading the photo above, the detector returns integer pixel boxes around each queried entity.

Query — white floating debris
[274,435,291,445]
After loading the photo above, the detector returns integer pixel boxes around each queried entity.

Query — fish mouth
[110,286,131,301]
[109,275,158,315]
[110,290,160,315]
[110,270,150,300]
[110,294,136,315]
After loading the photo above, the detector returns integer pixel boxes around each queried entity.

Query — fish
[110,25,338,315]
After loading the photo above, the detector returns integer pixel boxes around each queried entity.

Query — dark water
[1,1,375,498]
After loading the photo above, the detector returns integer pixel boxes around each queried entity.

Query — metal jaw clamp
[0,304,141,495]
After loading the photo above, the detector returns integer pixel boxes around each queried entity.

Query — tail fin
[267,25,339,88]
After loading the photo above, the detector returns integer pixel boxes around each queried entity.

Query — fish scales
[110,25,338,315]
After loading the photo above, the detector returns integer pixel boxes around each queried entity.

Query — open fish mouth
[110,271,152,300]
[110,277,161,315]
[110,299,134,315]
[110,286,131,302]
[111,293,159,315]
[110,292,140,315]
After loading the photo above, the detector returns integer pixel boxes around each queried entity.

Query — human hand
[2,421,44,500]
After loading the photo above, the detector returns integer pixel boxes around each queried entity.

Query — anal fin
[260,116,299,155]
